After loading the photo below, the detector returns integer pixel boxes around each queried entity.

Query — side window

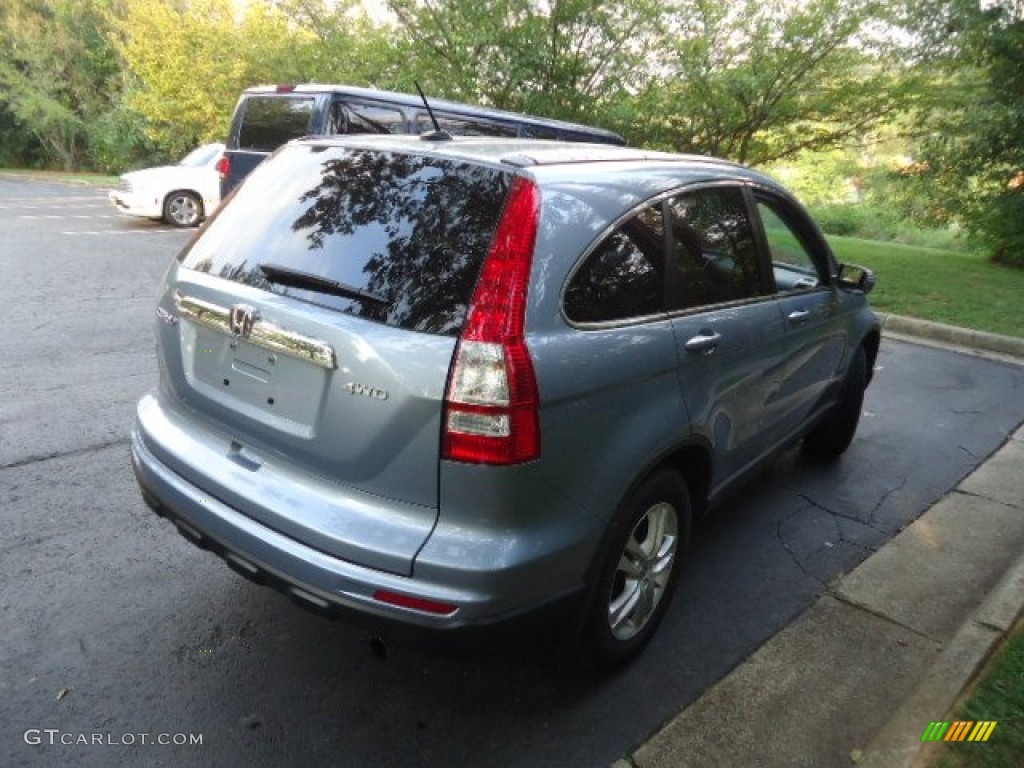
[415,114,519,137]
[565,204,666,323]
[330,102,406,135]
[757,199,826,292]
[520,124,558,140]
[666,187,762,310]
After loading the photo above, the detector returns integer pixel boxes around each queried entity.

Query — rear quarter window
[238,96,316,151]
[564,203,667,323]
[179,145,510,336]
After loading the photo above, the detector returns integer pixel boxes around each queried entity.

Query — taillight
[442,177,541,465]
[215,155,229,180]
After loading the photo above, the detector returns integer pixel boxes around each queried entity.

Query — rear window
[179,145,510,336]
[238,96,315,151]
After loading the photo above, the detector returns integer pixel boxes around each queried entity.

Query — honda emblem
[229,304,259,338]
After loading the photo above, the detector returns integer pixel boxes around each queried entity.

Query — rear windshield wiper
[259,264,389,307]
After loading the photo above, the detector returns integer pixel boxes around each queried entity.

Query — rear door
[223,93,319,196]
[664,185,788,491]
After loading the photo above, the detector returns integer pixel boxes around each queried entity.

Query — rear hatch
[222,92,320,196]
[158,141,511,574]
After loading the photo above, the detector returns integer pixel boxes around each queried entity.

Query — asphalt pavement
[616,320,1024,768]
[2,176,1022,768]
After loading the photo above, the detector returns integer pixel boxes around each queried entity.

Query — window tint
[757,200,825,292]
[330,102,406,135]
[565,204,666,323]
[179,146,509,336]
[666,187,762,310]
[415,114,519,137]
[238,97,315,151]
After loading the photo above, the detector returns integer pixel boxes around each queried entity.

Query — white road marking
[0,201,109,208]
[20,214,116,220]
[58,229,182,236]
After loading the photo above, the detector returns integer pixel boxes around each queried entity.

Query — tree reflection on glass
[287,150,508,335]
[182,146,509,337]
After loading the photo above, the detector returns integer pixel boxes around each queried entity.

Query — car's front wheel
[163,191,203,228]
[581,469,691,668]
[802,346,868,459]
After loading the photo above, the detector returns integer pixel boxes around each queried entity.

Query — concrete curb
[856,550,1024,768]
[879,313,1024,360]
[857,426,1024,767]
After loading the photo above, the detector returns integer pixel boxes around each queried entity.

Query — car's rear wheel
[802,346,868,459]
[163,191,202,227]
[581,469,691,667]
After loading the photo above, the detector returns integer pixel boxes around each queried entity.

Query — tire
[163,191,203,228]
[802,346,867,459]
[581,469,692,668]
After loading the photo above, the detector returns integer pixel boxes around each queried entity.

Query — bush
[809,203,968,252]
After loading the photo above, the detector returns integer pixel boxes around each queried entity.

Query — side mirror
[837,263,876,295]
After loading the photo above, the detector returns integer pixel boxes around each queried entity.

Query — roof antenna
[414,81,453,142]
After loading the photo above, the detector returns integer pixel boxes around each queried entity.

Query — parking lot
[3,176,1024,768]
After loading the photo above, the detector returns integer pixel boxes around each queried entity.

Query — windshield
[179,144,223,168]
[179,144,511,336]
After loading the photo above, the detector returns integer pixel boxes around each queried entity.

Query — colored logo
[921,721,997,742]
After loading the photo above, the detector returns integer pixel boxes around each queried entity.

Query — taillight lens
[442,177,541,465]
[216,155,229,179]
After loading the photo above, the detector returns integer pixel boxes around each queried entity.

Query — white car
[108,143,224,228]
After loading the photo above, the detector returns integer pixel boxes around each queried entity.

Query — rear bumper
[130,417,586,638]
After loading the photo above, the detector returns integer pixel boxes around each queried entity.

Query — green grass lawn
[934,620,1024,768]
[828,235,1024,339]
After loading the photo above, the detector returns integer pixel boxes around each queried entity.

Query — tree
[113,0,263,158]
[276,0,405,88]
[0,0,127,170]
[114,0,400,161]
[911,0,1024,265]
[385,0,662,125]
[385,0,925,165]
[631,0,925,165]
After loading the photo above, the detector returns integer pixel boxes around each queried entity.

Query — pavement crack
[958,444,978,458]
[868,472,910,526]
[775,512,827,588]
[769,478,879,528]
[0,437,130,470]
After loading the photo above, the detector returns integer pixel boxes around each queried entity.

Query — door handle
[787,309,810,324]
[684,331,721,355]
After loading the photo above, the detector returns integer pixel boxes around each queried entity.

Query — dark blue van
[218,83,627,197]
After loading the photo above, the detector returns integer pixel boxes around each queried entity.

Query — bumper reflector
[372,590,458,616]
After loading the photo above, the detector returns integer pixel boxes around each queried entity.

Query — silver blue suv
[131,136,880,666]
